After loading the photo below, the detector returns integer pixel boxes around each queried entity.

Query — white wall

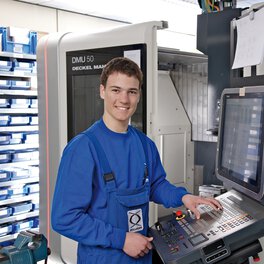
[0,0,58,33]
[57,10,125,33]
[0,0,125,36]
[0,0,200,52]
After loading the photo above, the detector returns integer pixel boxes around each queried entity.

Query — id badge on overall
[127,208,144,232]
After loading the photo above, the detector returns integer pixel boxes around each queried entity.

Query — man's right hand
[123,232,153,258]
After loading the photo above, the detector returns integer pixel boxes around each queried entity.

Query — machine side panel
[156,71,194,218]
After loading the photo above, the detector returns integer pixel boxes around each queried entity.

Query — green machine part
[0,230,49,264]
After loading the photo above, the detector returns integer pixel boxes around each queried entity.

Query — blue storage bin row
[10,99,30,108]
[11,80,31,90]
[0,167,30,181]
[0,60,34,73]
[0,132,23,145]
[0,217,39,237]
[12,150,39,162]
[0,115,37,126]
[1,166,38,181]
[2,116,27,126]
[0,80,31,90]
[0,223,12,237]
[0,99,29,108]
[0,27,37,55]
[11,202,32,215]
[0,99,37,108]
[0,132,39,145]
[0,98,38,108]
[0,166,39,182]
[0,183,39,200]
[0,186,27,199]
[0,149,38,163]
[13,61,34,73]
[13,217,39,233]
[0,202,33,219]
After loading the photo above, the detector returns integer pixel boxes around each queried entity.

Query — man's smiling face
[100,71,140,132]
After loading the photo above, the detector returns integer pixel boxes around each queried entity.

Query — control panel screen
[217,92,264,194]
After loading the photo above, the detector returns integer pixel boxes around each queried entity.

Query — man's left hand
[181,194,223,219]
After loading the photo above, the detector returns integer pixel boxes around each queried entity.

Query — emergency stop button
[175,210,185,220]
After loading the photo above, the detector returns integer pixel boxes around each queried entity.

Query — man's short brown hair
[100,57,143,88]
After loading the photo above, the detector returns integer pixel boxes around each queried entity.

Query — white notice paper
[232,7,264,69]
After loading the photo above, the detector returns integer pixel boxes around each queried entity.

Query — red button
[175,210,183,217]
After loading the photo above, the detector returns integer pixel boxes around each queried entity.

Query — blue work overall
[78,131,152,264]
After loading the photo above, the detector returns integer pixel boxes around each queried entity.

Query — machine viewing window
[66,44,147,141]
[216,87,264,200]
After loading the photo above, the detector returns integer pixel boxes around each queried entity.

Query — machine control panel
[149,190,264,264]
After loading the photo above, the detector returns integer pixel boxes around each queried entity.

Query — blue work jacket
[51,119,188,263]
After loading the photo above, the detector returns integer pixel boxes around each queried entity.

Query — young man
[51,57,222,264]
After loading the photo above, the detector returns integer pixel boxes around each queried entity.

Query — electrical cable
[205,0,212,13]
[200,0,206,13]
[208,0,220,11]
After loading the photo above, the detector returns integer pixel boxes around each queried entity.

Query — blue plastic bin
[10,99,30,109]
[0,188,9,200]
[13,61,33,72]
[7,186,28,198]
[10,80,30,90]
[0,152,11,163]
[9,116,30,125]
[0,207,12,218]
[12,150,38,162]
[24,183,39,194]
[0,170,11,182]
[0,116,10,126]
[0,99,10,108]
[10,202,33,215]
[0,27,37,54]
[0,134,11,145]
[9,132,23,144]
[0,224,12,236]
[0,80,11,89]
[4,167,29,180]
[12,219,34,233]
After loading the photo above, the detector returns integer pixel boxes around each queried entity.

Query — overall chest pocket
[108,185,150,234]
[116,188,149,207]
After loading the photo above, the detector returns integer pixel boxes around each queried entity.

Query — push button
[174,210,185,220]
